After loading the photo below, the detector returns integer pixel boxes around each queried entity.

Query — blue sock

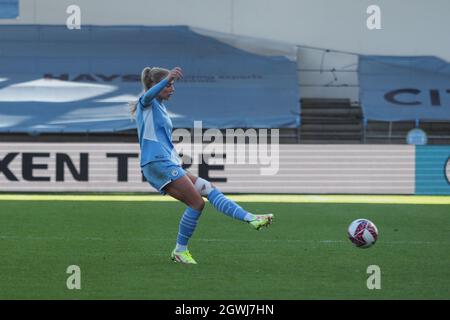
[207,188,254,222]
[176,207,202,251]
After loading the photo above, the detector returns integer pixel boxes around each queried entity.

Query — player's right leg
[186,173,273,230]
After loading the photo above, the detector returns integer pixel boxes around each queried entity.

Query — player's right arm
[140,67,183,106]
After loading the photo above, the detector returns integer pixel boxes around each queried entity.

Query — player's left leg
[186,173,273,230]
[164,175,205,264]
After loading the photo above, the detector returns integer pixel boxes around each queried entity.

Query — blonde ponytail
[129,67,170,118]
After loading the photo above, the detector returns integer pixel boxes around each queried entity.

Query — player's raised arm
[141,67,183,106]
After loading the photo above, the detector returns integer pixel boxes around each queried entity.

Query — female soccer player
[130,66,273,264]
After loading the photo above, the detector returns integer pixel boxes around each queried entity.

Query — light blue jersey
[135,78,181,167]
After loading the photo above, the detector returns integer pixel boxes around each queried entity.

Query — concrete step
[302,104,355,110]
[428,138,450,144]
[364,138,407,144]
[300,132,362,139]
[367,122,450,131]
[301,117,361,125]
[301,123,362,131]
[299,139,362,144]
[421,123,450,130]
[301,98,351,106]
[366,122,415,131]
[301,108,362,117]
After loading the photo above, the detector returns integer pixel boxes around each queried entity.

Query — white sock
[244,213,255,222]
[175,244,188,252]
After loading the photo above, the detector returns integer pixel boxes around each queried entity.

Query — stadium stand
[364,120,450,145]
[0,26,449,146]
[0,25,299,134]
[299,98,363,144]
[358,55,450,145]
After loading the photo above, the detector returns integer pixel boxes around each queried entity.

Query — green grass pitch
[0,195,449,299]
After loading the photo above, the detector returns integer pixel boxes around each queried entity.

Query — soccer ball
[347,219,378,248]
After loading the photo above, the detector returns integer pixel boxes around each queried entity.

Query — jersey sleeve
[140,78,170,107]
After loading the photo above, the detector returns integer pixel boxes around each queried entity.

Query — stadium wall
[1,143,449,194]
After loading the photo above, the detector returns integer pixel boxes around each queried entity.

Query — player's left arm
[141,67,183,106]
[140,78,170,107]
